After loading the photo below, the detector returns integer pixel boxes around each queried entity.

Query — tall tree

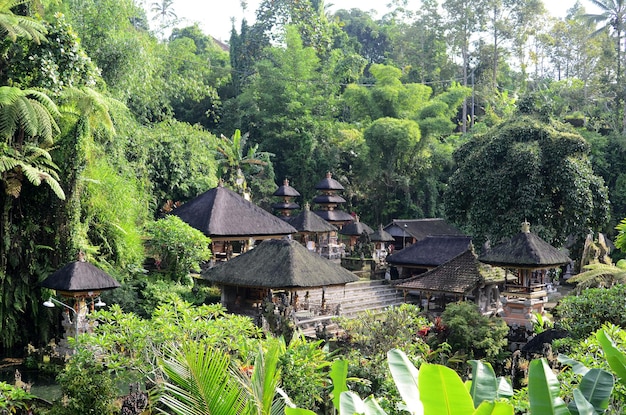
[444,115,610,247]
[443,0,487,133]
[585,0,626,131]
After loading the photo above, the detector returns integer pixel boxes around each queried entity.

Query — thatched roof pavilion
[478,222,571,268]
[288,203,337,234]
[204,239,358,289]
[384,219,463,249]
[312,172,353,226]
[394,249,506,313]
[173,183,296,240]
[478,221,571,328]
[386,235,473,277]
[339,216,374,236]
[370,224,394,243]
[40,260,121,297]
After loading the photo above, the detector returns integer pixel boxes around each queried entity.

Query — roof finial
[522,220,530,233]
[326,172,332,179]
[283,178,289,186]
[78,250,86,262]
[304,202,310,210]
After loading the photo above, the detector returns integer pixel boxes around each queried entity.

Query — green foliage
[145,215,211,282]
[433,302,509,364]
[82,300,263,379]
[444,116,610,247]
[0,0,46,44]
[49,348,118,415]
[0,381,36,415]
[554,285,626,340]
[279,335,330,412]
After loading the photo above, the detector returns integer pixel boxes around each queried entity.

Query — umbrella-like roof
[288,203,337,233]
[340,216,374,236]
[314,209,354,223]
[478,222,571,268]
[172,183,296,238]
[387,235,473,267]
[273,179,301,198]
[40,261,121,292]
[394,250,505,294]
[203,239,359,288]
[370,224,394,242]
[315,172,344,191]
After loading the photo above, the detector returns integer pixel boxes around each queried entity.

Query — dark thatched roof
[314,209,354,223]
[384,219,463,241]
[203,239,359,288]
[521,328,569,354]
[478,222,571,268]
[272,202,300,210]
[370,224,394,242]
[40,261,121,292]
[315,172,344,190]
[273,179,300,197]
[386,235,473,267]
[393,250,505,294]
[172,184,296,238]
[288,204,337,233]
[313,194,347,204]
[340,218,374,236]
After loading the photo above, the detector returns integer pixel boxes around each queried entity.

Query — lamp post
[43,296,106,340]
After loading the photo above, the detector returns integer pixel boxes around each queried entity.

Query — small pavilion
[370,224,394,262]
[339,216,374,251]
[202,239,358,316]
[478,221,571,328]
[40,257,120,346]
[394,249,506,314]
[172,182,296,261]
[386,235,473,278]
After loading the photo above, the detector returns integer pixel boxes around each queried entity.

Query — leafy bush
[0,382,36,415]
[144,215,212,282]
[553,284,626,340]
[430,301,509,365]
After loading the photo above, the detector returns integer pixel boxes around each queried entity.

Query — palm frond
[568,262,626,292]
[158,343,247,415]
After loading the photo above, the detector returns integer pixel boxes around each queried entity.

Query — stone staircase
[291,279,416,338]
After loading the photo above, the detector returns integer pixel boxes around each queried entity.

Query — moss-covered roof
[203,239,359,288]
[478,224,570,268]
[393,250,505,294]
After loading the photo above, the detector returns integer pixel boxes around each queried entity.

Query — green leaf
[469,360,498,407]
[557,354,590,376]
[571,368,613,413]
[569,389,595,415]
[387,349,423,415]
[418,363,474,415]
[596,329,626,385]
[528,358,570,415]
[330,359,350,411]
[472,400,514,415]
[285,408,317,415]
[496,377,513,399]
[363,396,388,415]
[341,391,366,415]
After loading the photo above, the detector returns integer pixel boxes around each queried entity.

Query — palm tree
[585,0,626,130]
[0,0,46,43]
[567,260,626,293]
[157,341,286,415]
[151,0,177,36]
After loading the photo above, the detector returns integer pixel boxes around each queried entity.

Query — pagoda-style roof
[172,183,296,239]
[203,239,358,289]
[370,224,394,242]
[272,201,300,210]
[312,194,346,204]
[394,250,506,295]
[386,235,473,268]
[288,203,337,233]
[314,209,354,223]
[384,219,463,241]
[315,172,344,191]
[40,261,121,293]
[273,179,301,197]
[339,217,374,236]
[478,222,571,268]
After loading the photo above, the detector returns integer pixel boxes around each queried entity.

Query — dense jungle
[4,0,626,413]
